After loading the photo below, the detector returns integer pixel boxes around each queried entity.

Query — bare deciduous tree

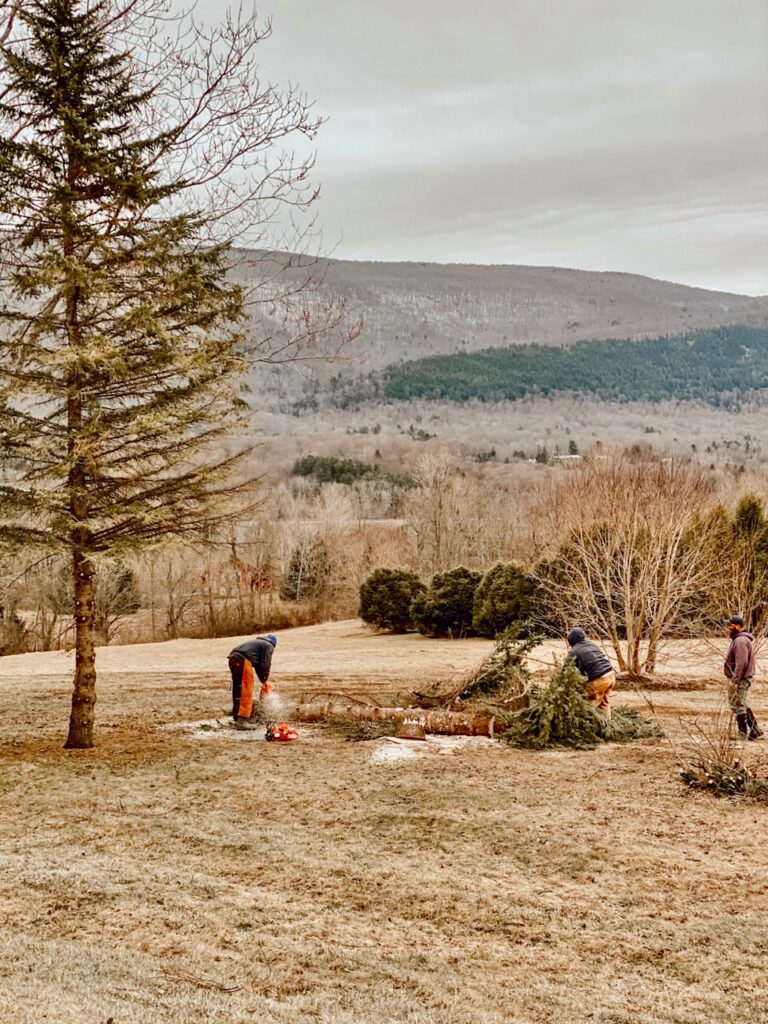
[405,450,524,574]
[534,456,720,677]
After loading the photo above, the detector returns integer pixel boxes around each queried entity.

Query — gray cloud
[192,0,768,293]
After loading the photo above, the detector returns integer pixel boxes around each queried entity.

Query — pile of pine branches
[501,659,662,750]
[413,627,536,710]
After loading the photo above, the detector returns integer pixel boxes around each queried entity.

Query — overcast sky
[196,1,767,294]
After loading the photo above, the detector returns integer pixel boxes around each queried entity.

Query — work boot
[234,716,259,731]
[736,713,750,739]
[746,708,764,740]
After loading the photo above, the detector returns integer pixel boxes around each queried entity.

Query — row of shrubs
[359,563,537,638]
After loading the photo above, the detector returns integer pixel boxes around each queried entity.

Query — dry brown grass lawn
[1,621,767,1023]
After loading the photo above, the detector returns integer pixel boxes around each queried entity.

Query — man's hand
[259,681,273,700]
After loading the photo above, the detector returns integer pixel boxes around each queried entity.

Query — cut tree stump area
[0,620,765,1024]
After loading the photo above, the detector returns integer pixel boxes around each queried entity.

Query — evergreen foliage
[504,659,661,749]
[733,493,768,540]
[472,562,537,638]
[725,493,768,631]
[359,568,425,633]
[279,537,332,602]
[410,566,482,638]
[458,626,537,702]
[696,493,768,635]
[383,325,768,407]
[0,1,326,746]
[292,454,415,489]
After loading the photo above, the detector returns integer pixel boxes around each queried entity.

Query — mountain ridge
[228,253,768,408]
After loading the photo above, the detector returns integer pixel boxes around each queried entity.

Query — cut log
[292,702,506,737]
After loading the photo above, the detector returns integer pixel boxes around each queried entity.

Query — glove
[259,681,273,699]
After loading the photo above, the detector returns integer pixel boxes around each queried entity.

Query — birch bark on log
[291,702,523,737]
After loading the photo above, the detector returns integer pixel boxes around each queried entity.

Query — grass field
[0,622,766,1024]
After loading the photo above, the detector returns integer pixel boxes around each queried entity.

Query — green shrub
[359,568,425,633]
[411,566,482,638]
[472,562,537,638]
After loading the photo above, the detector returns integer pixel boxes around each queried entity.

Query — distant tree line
[292,454,416,489]
[382,325,768,406]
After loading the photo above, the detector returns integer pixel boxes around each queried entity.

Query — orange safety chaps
[237,657,256,719]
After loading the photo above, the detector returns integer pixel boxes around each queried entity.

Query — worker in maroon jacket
[724,616,763,740]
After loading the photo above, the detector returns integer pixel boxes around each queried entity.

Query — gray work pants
[728,678,752,716]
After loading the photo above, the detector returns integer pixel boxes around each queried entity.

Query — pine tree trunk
[65,549,97,749]
[63,196,96,747]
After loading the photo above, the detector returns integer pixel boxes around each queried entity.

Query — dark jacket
[725,631,755,682]
[229,637,274,683]
[566,628,613,682]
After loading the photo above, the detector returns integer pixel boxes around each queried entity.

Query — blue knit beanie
[265,633,277,647]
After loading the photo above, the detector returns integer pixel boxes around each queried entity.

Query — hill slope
[233,253,768,374]
[382,325,768,406]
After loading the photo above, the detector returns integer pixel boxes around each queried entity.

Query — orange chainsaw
[265,721,299,742]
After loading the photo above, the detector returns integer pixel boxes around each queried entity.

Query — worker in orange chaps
[227,634,277,730]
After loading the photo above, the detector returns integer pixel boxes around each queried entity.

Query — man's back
[567,639,613,682]
[229,637,273,681]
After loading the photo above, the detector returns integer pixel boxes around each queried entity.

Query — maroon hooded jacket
[724,631,756,682]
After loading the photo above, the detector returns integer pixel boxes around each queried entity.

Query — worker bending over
[228,634,277,730]
[566,627,616,718]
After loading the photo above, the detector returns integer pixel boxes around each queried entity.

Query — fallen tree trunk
[292,702,517,737]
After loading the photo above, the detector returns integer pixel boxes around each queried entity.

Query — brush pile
[677,713,768,801]
[413,627,536,710]
[679,757,768,800]
[502,658,662,750]
[458,627,536,703]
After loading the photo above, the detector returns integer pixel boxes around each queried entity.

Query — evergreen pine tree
[472,562,536,638]
[359,567,425,633]
[0,1,332,747]
[279,537,332,602]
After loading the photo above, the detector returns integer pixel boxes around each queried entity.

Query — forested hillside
[382,326,768,406]
[230,254,768,410]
